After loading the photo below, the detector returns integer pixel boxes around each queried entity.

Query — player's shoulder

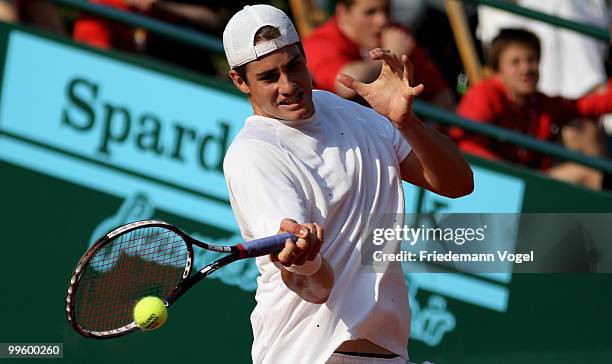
[313,89,367,113]
[313,89,346,105]
[313,90,395,136]
[223,120,283,172]
[314,90,387,120]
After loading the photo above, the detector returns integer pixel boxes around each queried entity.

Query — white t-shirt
[223,90,412,364]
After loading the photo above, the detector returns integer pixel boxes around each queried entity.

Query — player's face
[230,45,314,121]
[496,43,540,98]
[338,0,390,50]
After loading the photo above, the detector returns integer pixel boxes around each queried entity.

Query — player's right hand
[270,218,324,267]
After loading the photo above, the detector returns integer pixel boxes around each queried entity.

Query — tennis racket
[65,219,295,339]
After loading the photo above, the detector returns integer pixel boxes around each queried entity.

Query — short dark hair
[489,28,541,72]
[232,25,305,84]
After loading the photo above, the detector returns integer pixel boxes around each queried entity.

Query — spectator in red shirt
[455,28,612,189]
[302,0,454,110]
[73,0,135,51]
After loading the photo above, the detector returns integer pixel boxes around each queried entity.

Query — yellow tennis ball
[133,296,167,331]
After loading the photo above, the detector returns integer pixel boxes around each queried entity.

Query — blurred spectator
[454,28,612,189]
[303,0,455,110]
[391,0,478,101]
[478,0,609,99]
[73,0,225,74]
[73,1,134,50]
[477,0,611,185]
[0,0,66,34]
[0,0,17,22]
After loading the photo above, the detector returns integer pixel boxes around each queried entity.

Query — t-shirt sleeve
[223,139,309,242]
[355,102,412,162]
[390,121,412,162]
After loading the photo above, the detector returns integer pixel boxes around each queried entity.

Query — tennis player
[222,5,473,364]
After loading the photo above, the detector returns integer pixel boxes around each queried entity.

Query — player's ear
[229,69,250,95]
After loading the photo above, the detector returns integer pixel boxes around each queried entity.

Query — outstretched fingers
[402,54,414,83]
[369,48,403,75]
[337,73,365,93]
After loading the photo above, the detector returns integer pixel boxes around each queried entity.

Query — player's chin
[288,108,314,120]
[275,103,314,120]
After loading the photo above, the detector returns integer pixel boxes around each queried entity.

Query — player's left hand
[337,48,424,127]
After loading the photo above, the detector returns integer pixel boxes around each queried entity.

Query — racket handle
[237,232,297,259]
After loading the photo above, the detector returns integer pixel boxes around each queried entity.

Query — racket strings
[74,227,188,333]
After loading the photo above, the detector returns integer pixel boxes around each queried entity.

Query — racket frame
[66,219,295,339]
[66,220,195,338]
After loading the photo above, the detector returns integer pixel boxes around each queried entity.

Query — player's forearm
[399,114,473,198]
[280,258,334,304]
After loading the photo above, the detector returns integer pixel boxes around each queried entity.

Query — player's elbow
[443,167,474,198]
[448,181,474,199]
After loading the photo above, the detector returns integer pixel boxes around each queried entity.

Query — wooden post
[445,0,486,84]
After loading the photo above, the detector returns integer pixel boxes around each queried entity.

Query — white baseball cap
[223,5,300,68]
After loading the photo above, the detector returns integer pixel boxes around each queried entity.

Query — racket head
[66,220,193,339]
